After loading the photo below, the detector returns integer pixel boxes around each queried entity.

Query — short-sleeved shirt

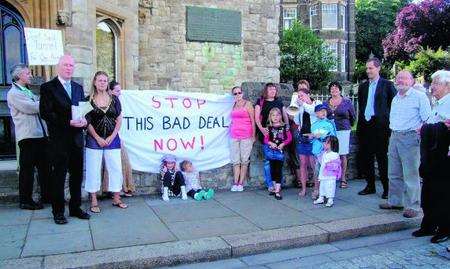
[85,95,121,149]
[324,98,356,131]
[255,98,284,142]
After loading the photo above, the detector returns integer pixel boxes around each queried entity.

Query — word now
[152,96,206,109]
[153,135,205,151]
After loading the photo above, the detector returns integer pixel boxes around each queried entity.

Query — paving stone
[265,254,333,269]
[27,218,89,236]
[0,257,43,269]
[326,247,375,261]
[331,228,416,250]
[316,213,420,241]
[367,237,432,252]
[241,244,339,265]
[164,258,246,269]
[0,224,27,246]
[22,230,93,257]
[166,216,260,240]
[152,200,237,223]
[0,207,32,226]
[0,245,22,260]
[43,237,231,269]
[222,224,328,257]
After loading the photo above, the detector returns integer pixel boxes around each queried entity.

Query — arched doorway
[0,2,27,158]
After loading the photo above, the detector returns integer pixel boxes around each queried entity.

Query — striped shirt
[389,88,431,131]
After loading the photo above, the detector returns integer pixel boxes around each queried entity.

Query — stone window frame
[340,3,347,31]
[282,6,297,30]
[326,40,338,72]
[95,10,125,86]
[340,41,347,72]
[321,3,338,30]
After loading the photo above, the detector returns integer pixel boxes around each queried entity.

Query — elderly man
[357,58,397,198]
[7,64,50,210]
[379,70,431,218]
[412,70,450,243]
[39,55,90,224]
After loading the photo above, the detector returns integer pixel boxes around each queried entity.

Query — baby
[180,160,214,200]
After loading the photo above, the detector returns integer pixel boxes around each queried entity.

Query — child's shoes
[313,196,324,204]
[325,198,334,207]
[162,187,169,201]
[195,190,206,201]
[203,189,215,200]
[181,186,188,200]
[231,185,238,192]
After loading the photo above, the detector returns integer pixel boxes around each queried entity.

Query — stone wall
[138,0,281,93]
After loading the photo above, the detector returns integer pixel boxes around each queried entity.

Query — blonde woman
[84,71,127,213]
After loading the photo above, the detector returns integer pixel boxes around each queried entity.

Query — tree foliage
[279,22,334,92]
[383,0,450,62]
[355,0,410,62]
[401,47,450,83]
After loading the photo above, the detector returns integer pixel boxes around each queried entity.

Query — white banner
[24,28,64,65]
[119,90,234,173]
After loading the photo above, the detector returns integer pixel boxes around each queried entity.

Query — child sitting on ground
[314,136,341,207]
[180,160,214,200]
[307,104,337,199]
[160,155,187,201]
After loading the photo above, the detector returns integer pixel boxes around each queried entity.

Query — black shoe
[275,193,283,200]
[53,214,68,225]
[358,188,376,195]
[430,233,449,243]
[69,209,91,220]
[412,228,435,237]
[19,201,43,210]
[381,191,388,199]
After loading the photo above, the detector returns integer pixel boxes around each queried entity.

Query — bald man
[39,55,90,224]
[379,70,431,218]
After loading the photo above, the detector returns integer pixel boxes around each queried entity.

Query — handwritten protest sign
[24,28,64,65]
[119,90,234,172]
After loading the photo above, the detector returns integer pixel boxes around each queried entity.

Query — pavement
[168,229,450,269]
[0,180,423,269]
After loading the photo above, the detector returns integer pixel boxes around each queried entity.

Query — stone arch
[4,0,31,26]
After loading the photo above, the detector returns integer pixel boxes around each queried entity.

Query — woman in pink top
[230,86,255,191]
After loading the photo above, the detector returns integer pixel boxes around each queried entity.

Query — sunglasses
[233,92,242,95]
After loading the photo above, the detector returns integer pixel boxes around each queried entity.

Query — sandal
[275,192,282,200]
[340,181,348,188]
[311,190,319,200]
[123,191,133,197]
[112,201,128,209]
[90,205,101,213]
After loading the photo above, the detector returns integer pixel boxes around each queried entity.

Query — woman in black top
[254,83,289,193]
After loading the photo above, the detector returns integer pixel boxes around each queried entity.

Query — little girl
[180,160,215,201]
[314,136,341,207]
[160,155,187,201]
[263,107,292,200]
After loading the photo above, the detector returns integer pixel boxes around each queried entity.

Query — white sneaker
[237,185,244,192]
[231,185,237,192]
[162,187,169,201]
[313,196,324,204]
[325,198,334,207]
[181,186,188,200]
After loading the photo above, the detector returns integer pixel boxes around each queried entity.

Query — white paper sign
[119,90,234,173]
[24,28,64,65]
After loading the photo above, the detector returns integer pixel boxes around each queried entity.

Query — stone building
[280,0,356,81]
[0,0,281,158]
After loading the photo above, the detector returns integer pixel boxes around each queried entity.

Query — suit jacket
[39,77,86,147]
[357,77,397,131]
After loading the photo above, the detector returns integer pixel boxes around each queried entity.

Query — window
[322,3,338,29]
[96,20,118,80]
[309,4,318,29]
[340,43,346,72]
[283,7,297,30]
[0,3,27,86]
[340,4,347,30]
[327,42,338,71]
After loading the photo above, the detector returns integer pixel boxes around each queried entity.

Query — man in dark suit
[356,57,396,199]
[39,55,90,224]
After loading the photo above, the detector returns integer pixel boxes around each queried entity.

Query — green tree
[279,22,334,92]
[403,47,450,83]
[355,0,410,62]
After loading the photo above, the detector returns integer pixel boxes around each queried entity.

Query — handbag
[263,144,285,161]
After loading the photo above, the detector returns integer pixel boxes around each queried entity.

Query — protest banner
[24,27,64,66]
[119,90,234,173]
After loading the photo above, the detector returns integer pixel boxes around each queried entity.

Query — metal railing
[310,93,359,122]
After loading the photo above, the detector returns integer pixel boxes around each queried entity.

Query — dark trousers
[270,160,283,184]
[187,189,202,198]
[163,171,185,196]
[18,138,50,204]
[49,139,84,215]
[357,119,390,191]
[420,178,450,234]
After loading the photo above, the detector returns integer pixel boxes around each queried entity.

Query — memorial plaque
[186,6,242,44]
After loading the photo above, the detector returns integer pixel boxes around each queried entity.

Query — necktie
[64,81,72,100]
[364,81,375,121]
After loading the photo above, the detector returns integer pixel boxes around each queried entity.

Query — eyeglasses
[233,92,242,95]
